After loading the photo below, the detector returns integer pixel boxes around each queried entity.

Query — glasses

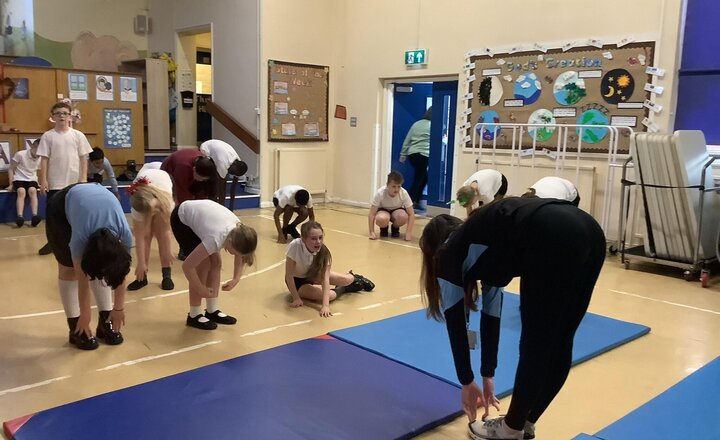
[52,112,71,117]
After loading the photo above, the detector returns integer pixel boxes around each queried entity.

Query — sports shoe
[283,225,300,239]
[96,311,124,345]
[30,215,41,227]
[161,277,175,290]
[127,278,148,291]
[186,313,217,330]
[390,225,400,238]
[379,226,389,237]
[38,242,52,255]
[15,216,24,228]
[468,417,524,440]
[204,310,237,325]
[523,421,535,440]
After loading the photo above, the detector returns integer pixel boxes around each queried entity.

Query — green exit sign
[405,49,428,65]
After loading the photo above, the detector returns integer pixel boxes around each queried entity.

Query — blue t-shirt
[65,183,133,261]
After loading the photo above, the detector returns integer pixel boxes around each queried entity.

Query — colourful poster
[104,108,132,148]
[119,76,138,102]
[0,141,10,171]
[68,73,88,101]
[12,78,29,99]
[95,75,114,101]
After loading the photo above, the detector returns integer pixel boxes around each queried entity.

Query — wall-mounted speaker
[134,15,150,34]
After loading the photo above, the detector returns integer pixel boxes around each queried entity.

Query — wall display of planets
[576,104,610,144]
[478,76,504,106]
[601,68,635,104]
[513,73,541,105]
[553,71,587,106]
[527,109,556,142]
[476,110,502,141]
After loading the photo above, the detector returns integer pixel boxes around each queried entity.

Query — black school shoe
[67,317,99,350]
[205,310,237,325]
[161,277,175,290]
[96,311,124,345]
[31,215,41,227]
[127,277,148,291]
[186,314,218,330]
[15,216,24,227]
[38,242,52,255]
[379,226,389,237]
[390,226,400,238]
[349,271,375,292]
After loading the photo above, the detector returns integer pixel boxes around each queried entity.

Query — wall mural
[0,0,35,57]
[71,31,138,72]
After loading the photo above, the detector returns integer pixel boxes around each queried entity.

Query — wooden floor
[0,204,718,439]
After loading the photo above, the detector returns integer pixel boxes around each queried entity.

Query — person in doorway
[399,107,431,210]
[368,171,415,241]
[419,198,605,440]
[273,184,315,244]
[455,169,508,217]
[285,221,374,317]
[522,176,580,207]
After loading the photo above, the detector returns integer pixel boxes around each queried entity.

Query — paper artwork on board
[120,76,138,102]
[281,123,296,136]
[68,73,88,100]
[96,75,114,101]
[104,108,132,148]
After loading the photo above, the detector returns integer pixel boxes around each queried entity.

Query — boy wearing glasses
[37,102,93,255]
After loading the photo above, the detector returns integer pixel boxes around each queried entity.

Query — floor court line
[0,300,138,321]
[609,289,720,315]
[96,341,223,371]
[0,376,71,397]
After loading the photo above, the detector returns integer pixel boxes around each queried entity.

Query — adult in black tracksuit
[419,198,605,440]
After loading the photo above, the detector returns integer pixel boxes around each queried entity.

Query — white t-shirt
[178,200,240,254]
[371,186,413,210]
[286,237,315,278]
[200,139,240,177]
[37,128,93,190]
[273,185,313,209]
[11,150,41,182]
[463,169,503,205]
[531,176,578,202]
[130,165,175,221]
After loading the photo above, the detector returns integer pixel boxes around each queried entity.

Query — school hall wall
[147,0,260,180]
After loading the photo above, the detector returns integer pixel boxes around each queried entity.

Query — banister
[206,100,260,154]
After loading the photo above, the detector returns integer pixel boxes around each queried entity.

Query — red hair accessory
[127,176,151,196]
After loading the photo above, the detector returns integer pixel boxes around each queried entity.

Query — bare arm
[274,206,286,243]
[285,258,303,306]
[73,260,93,337]
[222,253,246,291]
[5,160,15,190]
[368,206,379,239]
[39,156,49,194]
[78,155,88,183]
[108,279,127,332]
[308,207,315,222]
[319,263,332,317]
[405,206,416,241]
[132,218,149,278]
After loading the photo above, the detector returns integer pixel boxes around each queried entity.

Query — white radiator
[275,147,328,195]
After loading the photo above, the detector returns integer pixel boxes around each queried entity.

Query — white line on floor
[0,300,137,321]
[240,319,313,337]
[357,294,418,311]
[609,289,720,315]
[328,228,419,249]
[0,233,43,240]
[96,341,223,372]
[0,375,71,397]
[401,294,421,300]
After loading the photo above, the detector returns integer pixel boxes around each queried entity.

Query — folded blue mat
[331,293,650,394]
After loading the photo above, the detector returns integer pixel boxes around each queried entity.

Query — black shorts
[377,207,406,215]
[293,277,314,290]
[170,204,202,256]
[46,185,76,267]
[12,180,39,191]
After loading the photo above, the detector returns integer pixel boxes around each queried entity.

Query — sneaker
[38,242,52,255]
[390,226,400,238]
[283,225,300,239]
[127,278,148,291]
[523,421,535,440]
[68,331,99,350]
[204,310,237,325]
[30,215,41,227]
[379,226,389,237]
[15,216,24,228]
[350,271,375,291]
[468,417,524,440]
[186,313,217,330]
[96,320,124,345]
[161,277,175,290]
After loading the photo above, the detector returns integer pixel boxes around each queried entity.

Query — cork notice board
[465,42,655,154]
[268,60,329,142]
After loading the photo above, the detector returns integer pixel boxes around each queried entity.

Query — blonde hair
[301,221,332,281]
[455,185,477,208]
[130,186,173,221]
[227,223,258,266]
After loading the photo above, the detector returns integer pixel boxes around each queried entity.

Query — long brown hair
[419,214,467,321]
[130,185,173,221]
[227,223,258,266]
[301,221,332,281]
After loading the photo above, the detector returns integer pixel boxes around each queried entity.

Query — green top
[400,119,430,157]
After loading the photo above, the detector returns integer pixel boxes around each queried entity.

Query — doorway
[175,26,212,146]
[383,77,458,215]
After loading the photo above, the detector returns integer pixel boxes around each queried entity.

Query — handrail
[206,100,260,154]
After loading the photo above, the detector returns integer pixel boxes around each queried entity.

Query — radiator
[274,147,328,195]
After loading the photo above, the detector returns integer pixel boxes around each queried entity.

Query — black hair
[81,228,131,290]
[387,171,404,185]
[295,189,310,206]
[194,156,216,178]
[228,159,248,177]
[495,174,508,198]
[88,147,105,161]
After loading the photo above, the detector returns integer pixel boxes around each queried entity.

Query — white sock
[189,306,210,322]
[90,279,113,311]
[58,279,80,317]
[205,298,227,316]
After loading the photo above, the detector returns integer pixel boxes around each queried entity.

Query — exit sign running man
[405,49,428,66]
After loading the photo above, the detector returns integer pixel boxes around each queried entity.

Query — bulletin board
[464,42,655,154]
[268,60,329,142]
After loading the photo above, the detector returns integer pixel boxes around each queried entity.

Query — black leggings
[407,153,428,204]
[505,204,606,430]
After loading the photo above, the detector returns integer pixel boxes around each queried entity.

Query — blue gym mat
[330,293,650,393]
[3,336,462,440]
[585,356,720,440]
